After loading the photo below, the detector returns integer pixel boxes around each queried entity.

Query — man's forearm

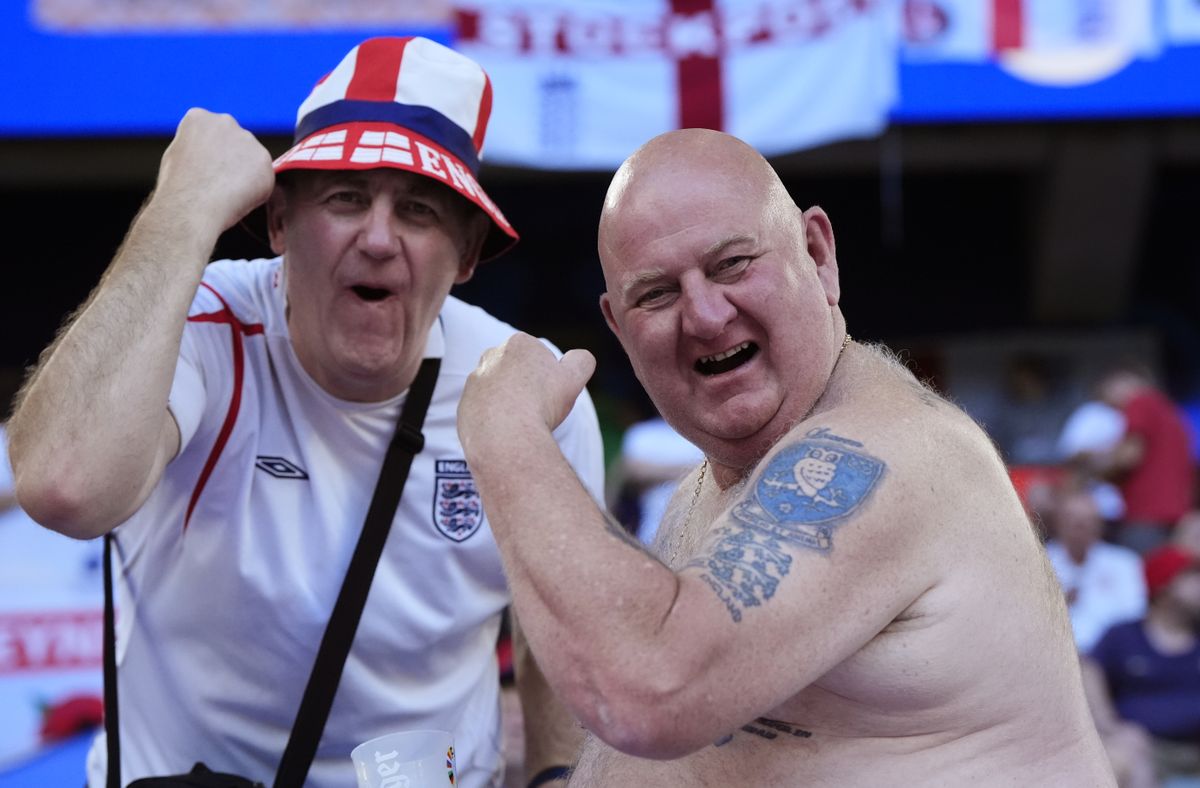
[8,194,214,537]
[512,613,583,785]
[470,425,682,744]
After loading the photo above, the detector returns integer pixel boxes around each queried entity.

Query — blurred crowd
[1014,361,1199,788]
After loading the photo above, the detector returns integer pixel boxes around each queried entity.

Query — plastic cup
[351,729,456,788]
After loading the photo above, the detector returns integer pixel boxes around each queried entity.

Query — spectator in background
[990,352,1071,466]
[1173,510,1200,557]
[612,415,704,545]
[1046,485,1147,653]
[1083,547,1200,787]
[1084,363,1196,555]
[1058,388,1127,524]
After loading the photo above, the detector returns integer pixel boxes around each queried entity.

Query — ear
[454,212,489,284]
[266,187,289,256]
[599,292,622,340]
[802,206,840,306]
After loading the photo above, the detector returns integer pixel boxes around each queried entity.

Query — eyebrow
[301,172,367,194]
[618,234,758,304]
[703,234,756,259]
[620,269,668,304]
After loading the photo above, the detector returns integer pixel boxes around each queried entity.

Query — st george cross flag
[453,0,900,170]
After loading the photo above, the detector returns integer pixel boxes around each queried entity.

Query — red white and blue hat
[274,36,518,260]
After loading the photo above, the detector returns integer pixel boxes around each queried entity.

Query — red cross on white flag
[454,0,900,170]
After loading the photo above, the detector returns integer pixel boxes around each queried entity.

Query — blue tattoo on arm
[688,428,886,622]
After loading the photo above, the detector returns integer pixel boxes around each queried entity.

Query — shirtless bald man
[457,129,1114,786]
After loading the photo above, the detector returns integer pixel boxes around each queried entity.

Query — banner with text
[454,0,900,170]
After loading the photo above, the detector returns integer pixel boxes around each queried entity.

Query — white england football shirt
[87,257,605,788]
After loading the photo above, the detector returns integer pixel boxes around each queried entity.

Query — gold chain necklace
[670,332,852,566]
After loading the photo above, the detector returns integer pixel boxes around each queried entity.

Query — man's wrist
[526,765,572,787]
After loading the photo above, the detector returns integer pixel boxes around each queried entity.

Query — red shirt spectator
[1121,389,1195,527]
[1089,364,1197,556]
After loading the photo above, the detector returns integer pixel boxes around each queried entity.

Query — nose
[680,275,736,340]
[358,198,402,259]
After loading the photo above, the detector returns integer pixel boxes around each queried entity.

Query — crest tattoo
[688,428,885,622]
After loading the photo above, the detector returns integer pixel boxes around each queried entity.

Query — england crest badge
[732,428,885,554]
[433,459,483,542]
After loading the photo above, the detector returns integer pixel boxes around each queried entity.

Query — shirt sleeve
[167,355,207,455]
[1114,554,1149,623]
[0,424,14,498]
[1122,395,1153,439]
[622,419,705,467]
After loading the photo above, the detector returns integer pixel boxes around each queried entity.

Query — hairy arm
[511,611,584,784]
[459,335,930,759]
[8,109,274,538]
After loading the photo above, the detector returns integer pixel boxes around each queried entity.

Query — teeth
[700,342,751,364]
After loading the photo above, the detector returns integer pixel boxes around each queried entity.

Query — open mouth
[351,285,392,302]
[695,341,759,376]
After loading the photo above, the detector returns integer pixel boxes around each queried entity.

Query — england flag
[454,0,900,170]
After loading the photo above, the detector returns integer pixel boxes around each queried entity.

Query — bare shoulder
[729,342,1036,599]
[821,344,1011,507]
[686,347,986,625]
[797,342,1059,617]
[756,345,1006,520]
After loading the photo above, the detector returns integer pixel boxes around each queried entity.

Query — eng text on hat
[274,36,518,260]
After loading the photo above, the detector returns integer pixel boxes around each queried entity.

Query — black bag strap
[103,357,441,788]
[274,356,440,787]
[104,531,120,788]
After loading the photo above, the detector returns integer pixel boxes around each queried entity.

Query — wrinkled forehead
[281,167,448,199]
[280,166,480,224]
[599,162,789,281]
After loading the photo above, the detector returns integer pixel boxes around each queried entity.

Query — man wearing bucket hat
[7,37,601,788]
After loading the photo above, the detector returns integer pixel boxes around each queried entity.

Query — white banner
[1166,0,1200,43]
[0,522,103,768]
[999,0,1157,86]
[454,0,900,170]
[902,0,992,61]
[0,425,104,770]
[1014,0,1155,53]
[901,0,1160,85]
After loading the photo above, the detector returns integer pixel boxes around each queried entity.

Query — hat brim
[273,121,518,262]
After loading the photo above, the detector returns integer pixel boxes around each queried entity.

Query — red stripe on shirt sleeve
[182,283,262,530]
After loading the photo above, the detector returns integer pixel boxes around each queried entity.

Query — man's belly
[567,716,1111,788]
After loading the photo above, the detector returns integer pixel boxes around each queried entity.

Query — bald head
[598,130,798,279]
[592,129,845,472]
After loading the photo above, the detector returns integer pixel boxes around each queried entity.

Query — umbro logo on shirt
[255,456,309,480]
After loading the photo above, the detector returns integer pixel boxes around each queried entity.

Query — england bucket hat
[273,36,518,261]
